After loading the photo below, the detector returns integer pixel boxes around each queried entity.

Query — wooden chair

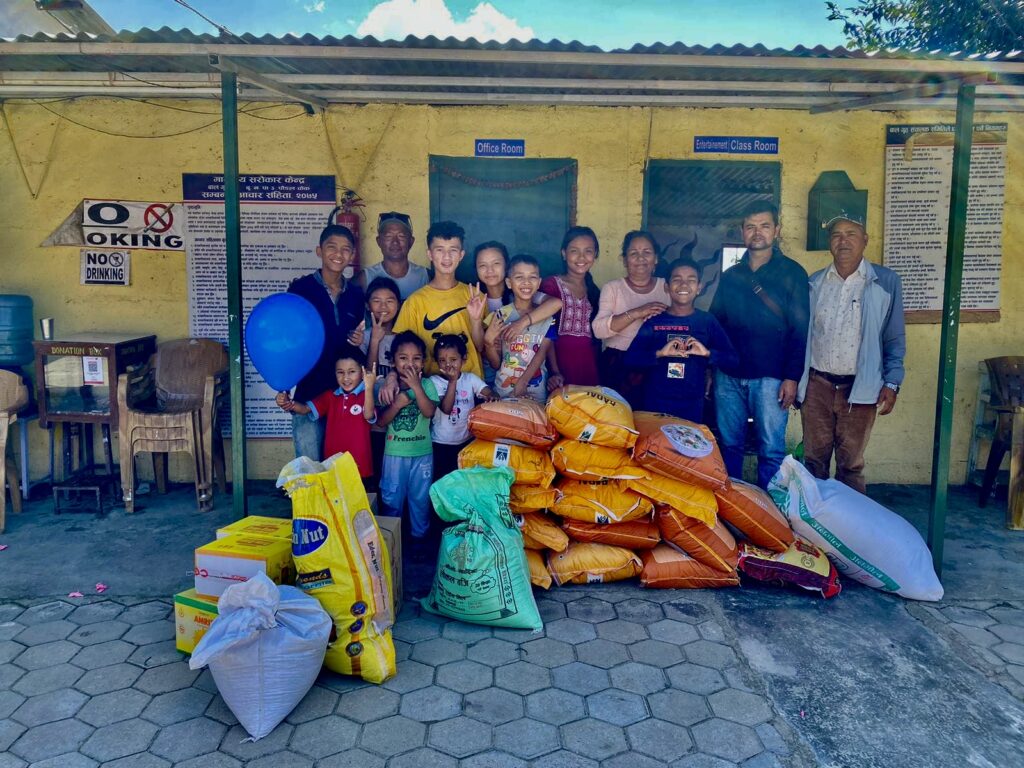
[0,370,29,533]
[117,339,228,513]
[978,356,1024,529]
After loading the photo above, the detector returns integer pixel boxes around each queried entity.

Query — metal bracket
[209,54,327,112]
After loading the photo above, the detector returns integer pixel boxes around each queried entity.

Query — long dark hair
[474,240,513,304]
[561,226,601,320]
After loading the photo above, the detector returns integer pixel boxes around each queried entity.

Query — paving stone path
[0,589,807,768]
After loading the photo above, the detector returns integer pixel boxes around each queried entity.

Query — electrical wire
[29,99,222,138]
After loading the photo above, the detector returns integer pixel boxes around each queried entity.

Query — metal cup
[40,317,54,340]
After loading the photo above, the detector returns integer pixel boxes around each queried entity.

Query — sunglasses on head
[378,211,411,227]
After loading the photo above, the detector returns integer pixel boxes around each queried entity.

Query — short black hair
[670,258,703,281]
[433,333,468,360]
[740,200,779,226]
[319,223,356,247]
[621,230,661,259]
[365,275,401,304]
[426,221,466,247]
[392,330,426,357]
[335,345,367,368]
[507,254,541,274]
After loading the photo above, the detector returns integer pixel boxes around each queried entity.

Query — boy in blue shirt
[625,259,738,424]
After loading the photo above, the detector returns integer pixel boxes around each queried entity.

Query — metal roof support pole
[221,70,248,518]
[929,82,976,575]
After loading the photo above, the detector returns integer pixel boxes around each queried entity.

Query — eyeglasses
[378,211,412,230]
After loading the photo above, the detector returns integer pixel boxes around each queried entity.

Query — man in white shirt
[359,211,429,299]
[797,213,906,493]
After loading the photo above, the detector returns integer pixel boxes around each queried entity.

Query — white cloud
[304,1,326,12]
[356,0,534,43]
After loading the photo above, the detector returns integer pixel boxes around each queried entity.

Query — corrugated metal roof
[1,28,1022,110]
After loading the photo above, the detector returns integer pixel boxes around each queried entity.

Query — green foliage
[826,0,1024,52]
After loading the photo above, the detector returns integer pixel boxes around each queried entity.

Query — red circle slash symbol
[143,203,174,233]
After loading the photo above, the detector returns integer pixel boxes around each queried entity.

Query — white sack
[768,456,943,602]
[189,572,331,739]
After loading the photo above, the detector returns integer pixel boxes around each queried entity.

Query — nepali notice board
[883,123,1006,323]
[183,173,337,437]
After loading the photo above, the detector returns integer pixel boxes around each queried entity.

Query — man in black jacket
[710,201,809,488]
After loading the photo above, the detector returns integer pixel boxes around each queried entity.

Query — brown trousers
[800,373,877,494]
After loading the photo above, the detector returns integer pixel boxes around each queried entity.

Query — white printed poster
[883,123,1006,320]
[183,173,336,437]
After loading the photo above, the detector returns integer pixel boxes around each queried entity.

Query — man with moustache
[797,212,905,494]
[710,201,809,488]
[360,211,429,299]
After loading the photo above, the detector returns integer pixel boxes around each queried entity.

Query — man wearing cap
[797,213,906,493]
[710,200,809,488]
[360,211,429,299]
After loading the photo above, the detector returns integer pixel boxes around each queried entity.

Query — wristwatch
[884,382,900,395]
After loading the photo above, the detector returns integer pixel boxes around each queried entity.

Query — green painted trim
[175,594,219,614]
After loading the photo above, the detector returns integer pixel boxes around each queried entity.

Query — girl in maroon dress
[540,226,602,387]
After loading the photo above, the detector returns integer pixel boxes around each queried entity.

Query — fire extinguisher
[328,190,365,276]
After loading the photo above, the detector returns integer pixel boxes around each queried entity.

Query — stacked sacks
[545,386,651,584]
[465,398,563,589]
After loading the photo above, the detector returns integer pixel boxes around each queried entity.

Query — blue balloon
[245,293,325,391]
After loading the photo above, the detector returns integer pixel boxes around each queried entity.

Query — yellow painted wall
[2,98,1020,485]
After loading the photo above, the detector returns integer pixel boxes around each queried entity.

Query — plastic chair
[978,356,1024,529]
[0,370,29,533]
[117,339,228,513]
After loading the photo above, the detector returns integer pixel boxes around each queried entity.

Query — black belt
[811,368,856,385]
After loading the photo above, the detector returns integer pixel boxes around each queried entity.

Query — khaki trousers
[800,373,877,494]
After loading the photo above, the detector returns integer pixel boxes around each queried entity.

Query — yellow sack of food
[514,512,569,553]
[526,549,553,589]
[277,454,396,684]
[547,542,643,585]
[552,478,653,524]
[509,484,560,514]
[459,439,556,488]
[546,385,638,449]
[626,475,718,527]
[551,439,649,482]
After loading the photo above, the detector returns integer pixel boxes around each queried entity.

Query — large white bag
[189,572,332,739]
[769,456,943,602]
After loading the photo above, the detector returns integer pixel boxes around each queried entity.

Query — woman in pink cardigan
[592,230,668,405]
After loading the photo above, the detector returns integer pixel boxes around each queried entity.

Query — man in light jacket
[797,213,906,493]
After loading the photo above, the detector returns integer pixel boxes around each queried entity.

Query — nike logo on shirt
[423,307,465,331]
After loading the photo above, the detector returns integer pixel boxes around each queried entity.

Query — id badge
[667,362,685,379]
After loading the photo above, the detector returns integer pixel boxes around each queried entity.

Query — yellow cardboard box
[173,588,218,654]
[216,515,292,542]
[194,534,294,599]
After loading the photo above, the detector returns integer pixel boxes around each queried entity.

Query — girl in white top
[592,230,669,405]
[430,333,494,481]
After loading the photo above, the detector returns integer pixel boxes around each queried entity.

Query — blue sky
[90,0,849,49]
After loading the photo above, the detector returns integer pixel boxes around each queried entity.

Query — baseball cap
[824,211,866,231]
[378,211,413,235]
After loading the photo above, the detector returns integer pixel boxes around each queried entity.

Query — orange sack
[632,411,729,490]
[656,504,738,573]
[715,479,795,552]
[551,439,649,482]
[641,544,740,589]
[468,398,558,448]
[546,385,638,449]
[547,542,643,586]
[562,518,661,550]
[552,478,653,524]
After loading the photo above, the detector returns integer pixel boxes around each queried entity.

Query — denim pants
[292,413,325,461]
[380,453,434,539]
[714,371,789,488]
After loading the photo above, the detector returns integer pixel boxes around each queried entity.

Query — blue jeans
[381,453,433,539]
[714,371,789,488]
[292,413,325,461]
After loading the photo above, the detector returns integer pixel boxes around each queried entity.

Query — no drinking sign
[80,248,131,286]
[82,199,185,250]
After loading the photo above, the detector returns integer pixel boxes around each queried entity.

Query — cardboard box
[375,514,403,610]
[194,534,294,599]
[173,588,219,654]
[216,515,292,542]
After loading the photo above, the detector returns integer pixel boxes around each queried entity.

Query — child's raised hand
[363,362,377,390]
[501,313,530,342]
[683,338,710,358]
[275,391,295,412]
[484,312,505,347]
[467,284,486,323]
[347,319,366,348]
[657,339,687,358]
[368,311,386,343]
